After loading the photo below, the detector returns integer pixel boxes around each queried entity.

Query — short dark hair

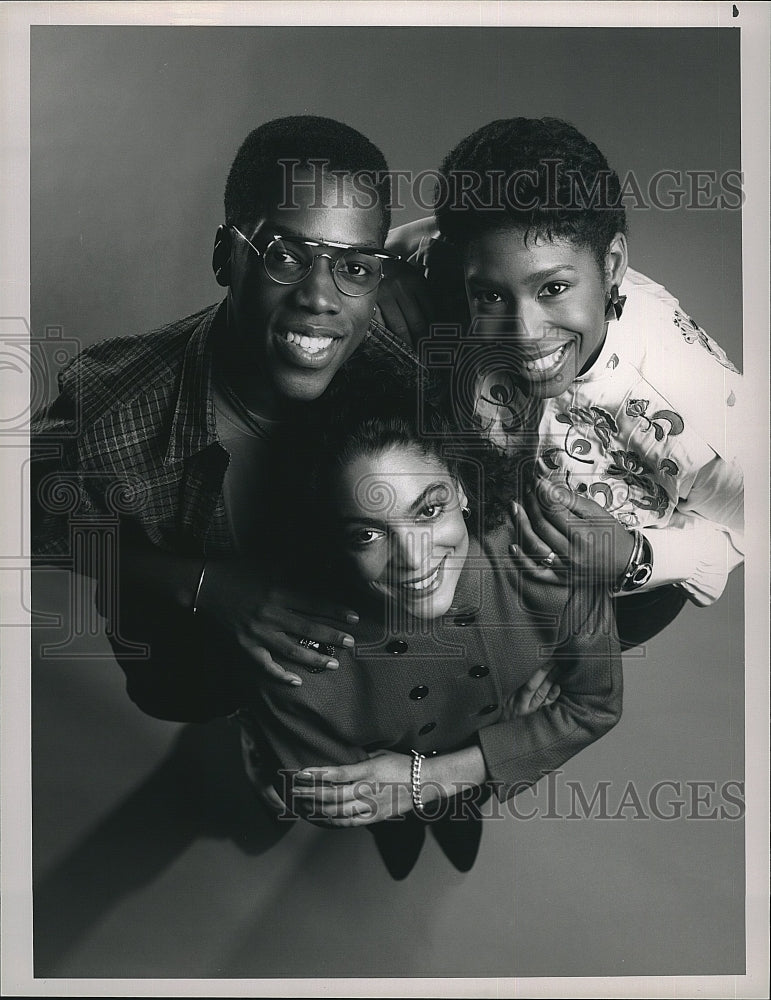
[224,115,391,239]
[435,117,627,268]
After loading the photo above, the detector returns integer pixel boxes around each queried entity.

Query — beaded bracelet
[410,750,427,817]
[192,561,207,616]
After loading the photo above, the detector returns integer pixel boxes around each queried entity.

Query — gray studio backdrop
[30,26,744,979]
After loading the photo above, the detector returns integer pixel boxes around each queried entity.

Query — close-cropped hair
[435,117,627,268]
[224,115,392,239]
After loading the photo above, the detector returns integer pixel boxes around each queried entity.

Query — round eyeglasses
[231,226,401,297]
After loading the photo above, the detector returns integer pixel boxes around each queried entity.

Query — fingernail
[511,501,518,515]
[346,612,360,624]
[296,771,313,781]
[290,677,302,686]
[326,659,339,670]
[509,544,518,555]
[342,635,355,648]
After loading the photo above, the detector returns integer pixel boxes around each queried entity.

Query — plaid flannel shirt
[31,299,419,562]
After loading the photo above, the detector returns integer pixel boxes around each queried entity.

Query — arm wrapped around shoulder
[479,583,623,801]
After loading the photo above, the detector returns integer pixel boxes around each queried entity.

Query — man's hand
[375,260,435,347]
[197,559,359,686]
[510,479,635,588]
[289,750,413,827]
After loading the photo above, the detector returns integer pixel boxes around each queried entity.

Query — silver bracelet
[192,561,207,615]
[410,750,427,817]
[613,529,641,593]
[614,530,654,593]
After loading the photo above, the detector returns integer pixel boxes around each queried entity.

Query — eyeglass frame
[230,224,402,297]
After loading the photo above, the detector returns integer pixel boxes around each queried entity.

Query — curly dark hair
[435,117,627,268]
[224,115,391,239]
[266,347,525,580]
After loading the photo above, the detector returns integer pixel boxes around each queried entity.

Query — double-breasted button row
[383,638,496,731]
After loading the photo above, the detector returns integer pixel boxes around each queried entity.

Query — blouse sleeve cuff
[624,521,743,606]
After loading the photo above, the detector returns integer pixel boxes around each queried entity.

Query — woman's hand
[289,746,488,827]
[510,479,635,587]
[512,663,562,715]
[289,750,413,827]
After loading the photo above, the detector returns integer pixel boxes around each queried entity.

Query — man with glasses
[31,115,417,721]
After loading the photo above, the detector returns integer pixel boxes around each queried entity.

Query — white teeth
[285,331,333,354]
[526,344,568,372]
[403,566,440,591]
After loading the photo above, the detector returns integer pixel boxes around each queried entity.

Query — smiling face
[464,227,627,400]
[333,445,470,620]
[219,172,385,416]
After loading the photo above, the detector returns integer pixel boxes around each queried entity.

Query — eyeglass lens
[263,237,382,295]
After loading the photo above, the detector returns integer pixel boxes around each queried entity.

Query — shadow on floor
[33,717,292,974]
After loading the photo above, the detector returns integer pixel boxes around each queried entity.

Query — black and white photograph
[1,2,769,996]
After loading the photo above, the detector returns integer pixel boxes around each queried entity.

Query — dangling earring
[604,283,626,321]
[461,505,470,519]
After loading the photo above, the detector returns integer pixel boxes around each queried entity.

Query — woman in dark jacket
[237,354,623,877]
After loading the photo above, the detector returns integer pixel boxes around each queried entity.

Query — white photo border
[1,2,768,997]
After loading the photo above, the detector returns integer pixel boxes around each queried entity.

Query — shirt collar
[164,300,225,465]
[366,316,423,369]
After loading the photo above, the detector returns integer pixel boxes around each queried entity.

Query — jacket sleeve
[29,382,227,722]
[113,601,256,724]
[30,381,96,560]
[477,584,623,800]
